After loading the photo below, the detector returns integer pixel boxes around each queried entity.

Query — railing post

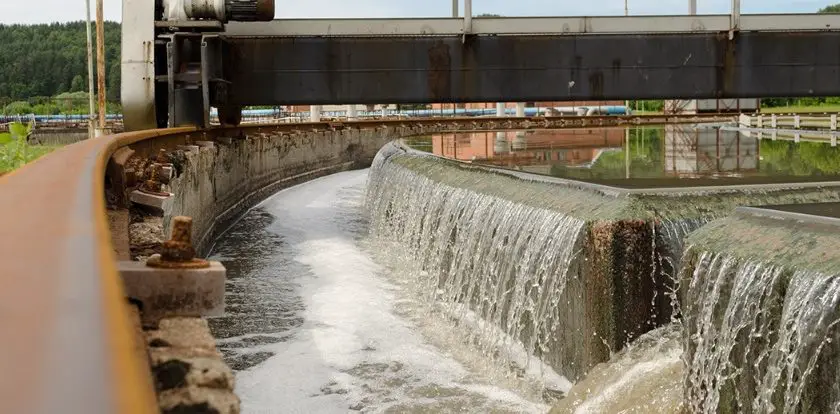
[831,114,837,131]
[757,114,763,128]
[833,134,838,147]
[771,114,777,128]
[794,114,801,129]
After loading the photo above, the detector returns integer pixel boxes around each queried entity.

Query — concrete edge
[393,140,840,197]
[735,205,840,229]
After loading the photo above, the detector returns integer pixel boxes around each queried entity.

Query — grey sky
[0,0,834,24]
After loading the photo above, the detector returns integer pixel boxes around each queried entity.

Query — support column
[516,103,525,118]
[310,105,321,122]
[496,102,505,117]
[494,131,510,154]
[347,104,358,120]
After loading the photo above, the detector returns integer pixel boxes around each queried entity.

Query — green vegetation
[0,22,121,114]
[819,3,840,13]
[760,140,840,176]
[0,121,58,172]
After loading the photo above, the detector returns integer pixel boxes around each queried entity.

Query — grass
[0,144,61,173]
[761,105,840,114]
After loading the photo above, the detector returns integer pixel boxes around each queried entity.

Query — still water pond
[403,126,840,188]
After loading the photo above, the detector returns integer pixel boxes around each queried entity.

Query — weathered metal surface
[121,0,157,131]
[223,31,840,105]
[225,14,840,37]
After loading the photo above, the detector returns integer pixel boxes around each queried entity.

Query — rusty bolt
[161,216,196,262]
[140,162,165,194]
[156,149,170,164]
[147,216,209,269]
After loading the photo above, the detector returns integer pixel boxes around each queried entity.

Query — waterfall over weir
[682,211,840,414]
[364,142,840,411]
[366,149,586,392]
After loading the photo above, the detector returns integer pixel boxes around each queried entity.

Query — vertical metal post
[464,0,472,34]
[310,105,321,122]
[496,103,505,117]
[166,41,175,128]
[689,0,696,15]
[831,114,837,130]
[452,0,458,17]
[84,0,95,139]
[730,0,740,36]
[624,0,629,114]
[200,41,210,128]
[96,0,106,135]
[771,114,777,128]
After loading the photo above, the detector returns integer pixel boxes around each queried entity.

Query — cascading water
[683,249,840,413]
[366,148,586,392]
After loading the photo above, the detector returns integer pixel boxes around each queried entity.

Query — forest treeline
[0,21,121,114]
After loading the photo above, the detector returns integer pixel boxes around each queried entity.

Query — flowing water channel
[208,125,840,413]
[208,170,560,413]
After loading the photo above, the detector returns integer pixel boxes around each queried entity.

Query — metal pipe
[452,0,458,17]
[96,0,106,135]
[85,0,95,139]
[689,0,697,15]
[496,102,505,117]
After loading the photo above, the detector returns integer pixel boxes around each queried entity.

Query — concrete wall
[165,126,440,255]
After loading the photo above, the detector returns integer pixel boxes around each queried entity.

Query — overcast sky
[0,0,834,24]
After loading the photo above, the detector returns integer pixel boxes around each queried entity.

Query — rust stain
[427,41,452,101]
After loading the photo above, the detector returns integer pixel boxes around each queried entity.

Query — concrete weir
[368,141,840,382]
[680,203,840,413]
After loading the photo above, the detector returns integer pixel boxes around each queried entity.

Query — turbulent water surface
[207,169,559,413]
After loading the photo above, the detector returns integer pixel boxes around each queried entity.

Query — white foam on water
[234,169,549,413]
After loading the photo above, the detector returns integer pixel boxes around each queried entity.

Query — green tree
[819,4,840,13]
[0,21,121,103]
[70,74,85,92]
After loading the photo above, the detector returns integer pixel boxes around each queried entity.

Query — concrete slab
[118,260,226,324]
[130,190,174,211]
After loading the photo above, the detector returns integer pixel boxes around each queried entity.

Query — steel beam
[224,14,840,37]
[222,31,840,106]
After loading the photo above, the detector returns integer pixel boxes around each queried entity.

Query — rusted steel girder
[221,31,840,106]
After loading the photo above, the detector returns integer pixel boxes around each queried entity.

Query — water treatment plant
[5,1,840,413]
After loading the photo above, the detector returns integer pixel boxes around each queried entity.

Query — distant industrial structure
[664,99,761,114]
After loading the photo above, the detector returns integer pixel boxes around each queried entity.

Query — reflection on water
[404,126,840,187]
